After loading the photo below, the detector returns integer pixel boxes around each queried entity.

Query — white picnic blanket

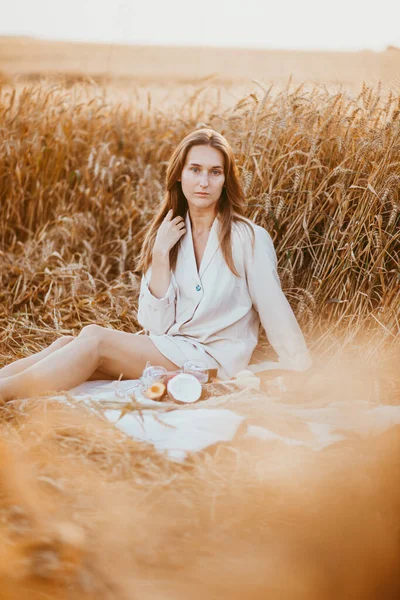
[68,379,245,461]
[66,379,400,463]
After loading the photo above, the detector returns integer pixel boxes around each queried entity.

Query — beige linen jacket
[137,211,313,380]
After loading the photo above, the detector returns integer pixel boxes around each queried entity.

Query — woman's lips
[195,192,209,196]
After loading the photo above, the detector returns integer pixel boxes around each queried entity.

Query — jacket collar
[182,210,221,280]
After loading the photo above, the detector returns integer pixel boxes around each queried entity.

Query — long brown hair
[134,128,255,277]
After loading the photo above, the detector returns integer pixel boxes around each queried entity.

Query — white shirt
[137,211,313,380]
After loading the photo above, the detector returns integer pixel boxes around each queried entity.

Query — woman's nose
[199,173,209,187]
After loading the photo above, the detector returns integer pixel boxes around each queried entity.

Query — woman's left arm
[245,226,313,372]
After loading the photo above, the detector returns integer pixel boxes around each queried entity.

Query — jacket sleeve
[137,267,176,335]
[245,226,313,372]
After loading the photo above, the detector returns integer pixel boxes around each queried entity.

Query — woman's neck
[188,210,217,236]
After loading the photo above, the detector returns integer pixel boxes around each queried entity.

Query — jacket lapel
[198,215,221,278]
[180,211,200,283]
[183,211,221,280]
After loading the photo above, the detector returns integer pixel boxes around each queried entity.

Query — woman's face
[179,145,225,214]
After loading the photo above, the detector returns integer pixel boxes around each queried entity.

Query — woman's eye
[189,167,222,175]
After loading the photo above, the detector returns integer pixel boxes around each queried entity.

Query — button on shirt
[137,211,312,380]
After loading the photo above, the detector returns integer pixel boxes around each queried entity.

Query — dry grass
[0,372,399,599]
[0,78,399,598]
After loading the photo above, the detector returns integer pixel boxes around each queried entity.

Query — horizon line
[0,33,398,54]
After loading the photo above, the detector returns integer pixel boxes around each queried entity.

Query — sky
[1,0,400,52]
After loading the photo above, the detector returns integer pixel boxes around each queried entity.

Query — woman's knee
[77,325,105,357]
[77,324,104,341]
[51,335,75,350]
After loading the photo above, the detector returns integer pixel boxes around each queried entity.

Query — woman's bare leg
[0,336,75,379]
[0,336,115,382]
[0,326,179,402]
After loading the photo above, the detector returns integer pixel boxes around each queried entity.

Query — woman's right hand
[153,209,186,258]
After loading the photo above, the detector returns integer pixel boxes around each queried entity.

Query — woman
[0,128,312,402]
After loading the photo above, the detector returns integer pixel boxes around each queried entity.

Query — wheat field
[0,38,400,599]
[1,79,399,364]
